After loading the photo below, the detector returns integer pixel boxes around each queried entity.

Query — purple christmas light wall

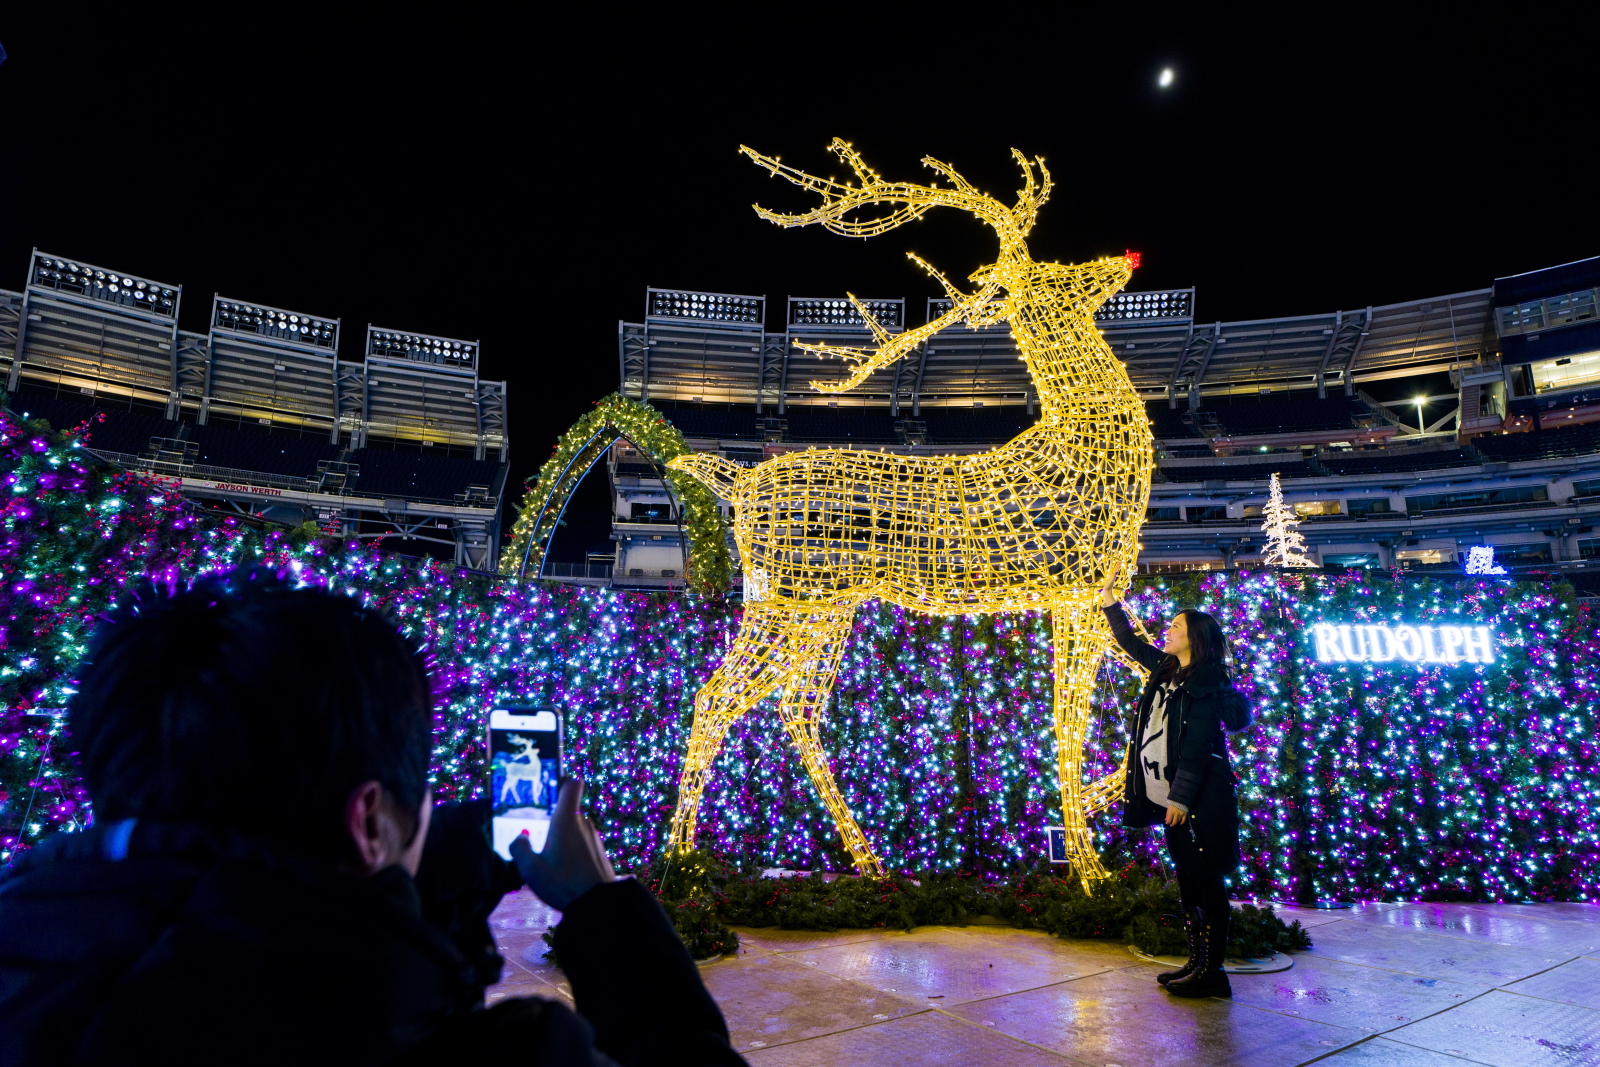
[3,407,1597,900]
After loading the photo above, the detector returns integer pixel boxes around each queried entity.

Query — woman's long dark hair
[1157,609,1230,685]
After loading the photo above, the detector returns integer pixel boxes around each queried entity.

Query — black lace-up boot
[1165,906,1232,998]
[1156,907,1200,986]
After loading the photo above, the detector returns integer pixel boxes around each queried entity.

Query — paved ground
[486,891,1600,1066]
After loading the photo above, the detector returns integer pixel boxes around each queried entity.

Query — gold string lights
[667,141,1154,886]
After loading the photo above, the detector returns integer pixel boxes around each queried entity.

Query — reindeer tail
[666,453,745,499]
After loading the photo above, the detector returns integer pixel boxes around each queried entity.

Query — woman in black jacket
[1099,588,1252,999]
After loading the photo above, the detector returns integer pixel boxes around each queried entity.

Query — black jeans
[1163,818,1229,921]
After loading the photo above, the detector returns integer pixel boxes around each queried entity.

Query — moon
[1158,68,1175,88]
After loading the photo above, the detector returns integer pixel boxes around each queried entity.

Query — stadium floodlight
[27,251,180,319]
[1094,289,1195,324]
[930,289,1192,326]
[211,296,339,351]
[788,297,904,330]
[366,326,478,373]
[647,288,765,328]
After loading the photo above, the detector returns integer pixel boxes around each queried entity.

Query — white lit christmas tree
[1260,472,1316,567]
[1464,546,1507,575]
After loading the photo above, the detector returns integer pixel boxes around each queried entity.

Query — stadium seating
[6,384,501,502]
[7,386,172,456]
[347,447,503,503]
[1145,401,1206,439]
[1210,395,1363,436]
[1474,422,1600,462]
[1161,460,1315,482]
[188,422,341,477]
[782,409,900,443]
[1162,444,1214,459]
[920,409,1035,444]
[663,407,762,440]
[1318,449,1477,476]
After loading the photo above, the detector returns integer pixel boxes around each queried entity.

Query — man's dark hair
[69,568,434,860]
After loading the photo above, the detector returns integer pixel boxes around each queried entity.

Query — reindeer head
[503,733,538,760]
[743,140,1054,394]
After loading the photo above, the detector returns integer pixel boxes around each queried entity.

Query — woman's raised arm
[1099,592,1169,673]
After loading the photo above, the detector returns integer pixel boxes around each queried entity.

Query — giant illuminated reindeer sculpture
[668,141,1153,885]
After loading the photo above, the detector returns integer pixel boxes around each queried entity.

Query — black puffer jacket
[1104,603,1252,872]
[0,816,746,1067]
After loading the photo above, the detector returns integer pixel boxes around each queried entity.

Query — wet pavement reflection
[485,892,1600,1065]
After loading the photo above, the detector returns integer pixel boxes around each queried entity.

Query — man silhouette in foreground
[0,570,746,1066]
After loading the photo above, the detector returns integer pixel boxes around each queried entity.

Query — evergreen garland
[499,394,732,592]
[637,849,1311,962]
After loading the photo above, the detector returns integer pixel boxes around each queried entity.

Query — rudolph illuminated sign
[1310,623,1495,666]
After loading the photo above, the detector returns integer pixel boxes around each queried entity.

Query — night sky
[2,12,1595,560]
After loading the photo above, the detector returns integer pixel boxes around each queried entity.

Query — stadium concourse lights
[27,251,179,319]
[212,297,338,351]
[366,327,478,373]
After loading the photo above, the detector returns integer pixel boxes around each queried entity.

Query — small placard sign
[1044,826,1069,864]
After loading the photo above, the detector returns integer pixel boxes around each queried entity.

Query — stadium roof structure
[4,251,507,456]
[621,282,1498,410]
[0,250,510,569]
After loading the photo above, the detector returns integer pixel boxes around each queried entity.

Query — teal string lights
[2,406,1597,901]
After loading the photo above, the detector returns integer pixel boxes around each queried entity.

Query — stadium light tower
[366,326,478,374]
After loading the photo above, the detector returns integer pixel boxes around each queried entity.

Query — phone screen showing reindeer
[488,708,561,860]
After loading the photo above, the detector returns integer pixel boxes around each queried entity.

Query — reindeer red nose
[1125,250,1141,269]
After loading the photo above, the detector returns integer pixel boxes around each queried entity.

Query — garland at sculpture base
[633,850,1313,961]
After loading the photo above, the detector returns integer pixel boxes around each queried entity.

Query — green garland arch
[500,394,733,593]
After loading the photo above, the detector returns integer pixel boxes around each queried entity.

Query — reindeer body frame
[667,142,1153,884]
[498,734,544,806]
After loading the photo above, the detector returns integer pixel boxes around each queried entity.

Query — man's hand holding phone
[508,778,616,910]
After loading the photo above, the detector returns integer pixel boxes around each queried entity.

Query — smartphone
[487,707,561,860]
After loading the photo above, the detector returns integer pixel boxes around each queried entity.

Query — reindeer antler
[743,141,938,237]
[744,140,1051,393]
[798,267,1006,394]
[742,139,1032,238]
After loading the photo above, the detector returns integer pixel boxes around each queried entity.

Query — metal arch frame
[517,425,621,580]
[514,426,691,583]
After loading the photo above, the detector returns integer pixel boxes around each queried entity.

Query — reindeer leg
[668,602,802,856]
[1051,599,1115,890]
[772,605,886,878]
